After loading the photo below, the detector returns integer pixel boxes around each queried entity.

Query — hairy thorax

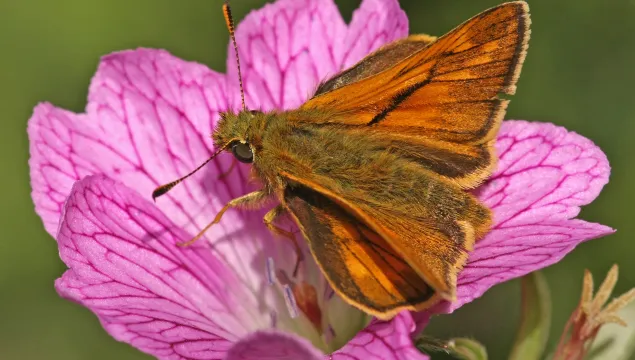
[213,109,392,195]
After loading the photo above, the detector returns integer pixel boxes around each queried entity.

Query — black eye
[231,142,254,163]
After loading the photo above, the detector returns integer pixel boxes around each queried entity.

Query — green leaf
[508,271,552,360]
[447,338,488,360]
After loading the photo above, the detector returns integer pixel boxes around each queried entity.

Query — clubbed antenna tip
[223,0,246,111]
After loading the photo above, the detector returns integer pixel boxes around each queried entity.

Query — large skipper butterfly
[153,1,531,319]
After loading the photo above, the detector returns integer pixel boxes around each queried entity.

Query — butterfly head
[213,109,272,164]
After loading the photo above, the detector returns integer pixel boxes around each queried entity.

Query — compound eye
[231,142,254,163]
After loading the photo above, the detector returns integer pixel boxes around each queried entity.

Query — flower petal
[215,316,431,360]
[486,121,610,226]
[28,50,286,309]
[230,0,347,110]
[28,104,91,236]
[333,313,429,360]
[230,0,407,111]
[86,49,247,235]
[28,49,245,239]
[339,0,408,68]
[453,120,614,310]
[226,331,323,360]
[55,175,267,359]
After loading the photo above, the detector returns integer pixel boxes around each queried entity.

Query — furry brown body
[213,106,492,317]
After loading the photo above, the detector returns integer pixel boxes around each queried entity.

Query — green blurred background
[1,0,634,359]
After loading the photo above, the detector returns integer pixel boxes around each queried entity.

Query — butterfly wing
[268,1,529,318]
[315,34,437,96]
[282,182,437,319]
[297,2,530,188]
[280,161,491,316]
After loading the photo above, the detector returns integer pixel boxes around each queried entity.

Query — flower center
[265,256,371,353]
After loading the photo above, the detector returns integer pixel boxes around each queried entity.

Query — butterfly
[153,1,531,320]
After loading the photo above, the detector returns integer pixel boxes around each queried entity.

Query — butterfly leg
[178,190,270,247]
[217,157,237,180]
[263,205,304,277]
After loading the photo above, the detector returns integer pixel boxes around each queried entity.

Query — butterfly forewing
[298,2,530,188]
[315,34,437,96]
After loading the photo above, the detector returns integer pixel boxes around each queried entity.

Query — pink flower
[27,0,613,359]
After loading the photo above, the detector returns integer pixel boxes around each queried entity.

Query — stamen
[323,324,336,344]
[324,286,335,300]
[266,257,275,285]
[276,269,291,286]
[283,284,299,318]
[270,311,278,328]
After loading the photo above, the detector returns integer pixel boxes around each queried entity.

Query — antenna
[223,0,246,111]
[152,142,231,200]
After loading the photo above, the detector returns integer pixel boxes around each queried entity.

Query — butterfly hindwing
[283,180,438,319]
[279,161,490,312]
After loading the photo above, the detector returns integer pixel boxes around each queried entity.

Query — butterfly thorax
[213,108,392,195]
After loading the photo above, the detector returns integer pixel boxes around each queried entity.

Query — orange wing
[283,180,438,319]
[280,165,491,317]
[314,34,437,96]
[297,2,530,188]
